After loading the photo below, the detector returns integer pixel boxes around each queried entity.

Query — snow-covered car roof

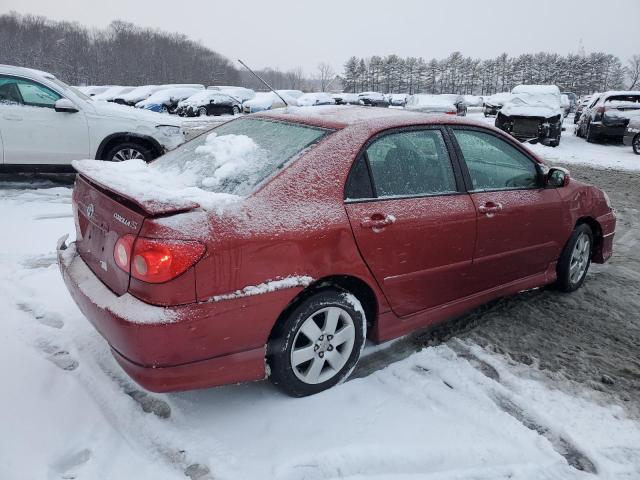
[332,93,360,102]
[296,92,336,106]
[76,85,111,96]
[136,87,203,107]
[179,90,240,107]
[406,94,456,108]
[207,86,256,101]
[438,94,464,103]
[485,92,513,106]
[243,91,301,108]
[358,92,385,101]
[0,64,55,81]
[501,85,562,118]
[511,85,561,95]
[92,86,135,101]
[597,90,640,99]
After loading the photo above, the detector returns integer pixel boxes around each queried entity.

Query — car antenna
[237,59,289,107]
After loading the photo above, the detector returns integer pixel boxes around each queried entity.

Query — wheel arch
[267,274,379,343]
[95,133,163,160]
[575,216,602,260]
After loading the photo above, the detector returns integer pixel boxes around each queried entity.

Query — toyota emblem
[86,203,95,218]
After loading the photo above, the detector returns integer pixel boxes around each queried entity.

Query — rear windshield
[153,118,331,196]
[604,95,640,107]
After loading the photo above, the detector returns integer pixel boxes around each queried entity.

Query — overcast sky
[2,0,639,74]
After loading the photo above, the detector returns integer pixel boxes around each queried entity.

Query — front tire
[198,107,207,117]
[267,289,366,397]
[232,105,240,115]
[105,142,153,162]
[556,224,593,292]
[633,134,640,155]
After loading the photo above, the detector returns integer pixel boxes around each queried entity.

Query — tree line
[341,52,640,96]
[0,13,240,86]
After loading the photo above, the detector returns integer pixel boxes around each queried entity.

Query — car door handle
[2,114,22,121]
[360,214,396,229]
[478,202,503,215]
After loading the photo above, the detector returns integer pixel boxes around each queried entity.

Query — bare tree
[317,62,336,92]
[286,66,305,90]
[626,55,640,89]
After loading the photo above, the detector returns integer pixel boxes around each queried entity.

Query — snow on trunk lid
[74,176,145,296]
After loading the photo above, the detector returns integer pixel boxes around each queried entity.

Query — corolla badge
[113,212,138,229]
[86,203,95,218]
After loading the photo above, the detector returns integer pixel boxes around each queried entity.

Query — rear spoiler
[73,161,199,216]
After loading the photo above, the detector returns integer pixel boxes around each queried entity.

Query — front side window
[364,129,457,198]
[453,129,539,191]
[0,75,61,108]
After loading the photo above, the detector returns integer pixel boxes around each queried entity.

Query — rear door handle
[478,202,503,215]
[360,214,396,229]
[2,114,22,121]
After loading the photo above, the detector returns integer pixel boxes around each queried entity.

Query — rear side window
[363,130,457,198]
[453,129,539,191]
[153,118,331,196]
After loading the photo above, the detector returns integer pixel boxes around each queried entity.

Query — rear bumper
[590,123,627,139]
[57,237,298,392]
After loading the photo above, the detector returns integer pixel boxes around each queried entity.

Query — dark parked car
[59,107,615,397]
[496,85,563,147]
[561,91,578,112]
[576,91,640,142]
[483,92,512,117]
[574,94,596,124]
[623,116,640,154]
[358,92,389,107]
[176,91,241,117]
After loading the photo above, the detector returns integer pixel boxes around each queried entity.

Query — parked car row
[575,91,640,154]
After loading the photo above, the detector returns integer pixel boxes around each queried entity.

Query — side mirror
[547,167,570,188]
[54,98,78,113]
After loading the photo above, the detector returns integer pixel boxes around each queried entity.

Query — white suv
[0,65,185,171]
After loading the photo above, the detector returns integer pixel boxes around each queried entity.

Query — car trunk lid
[73,175,152,295]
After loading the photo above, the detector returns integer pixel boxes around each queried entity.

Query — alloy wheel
[112,148,145,162]
[633,134,640,155]
[569,232,590,285]
[290,306,356,385]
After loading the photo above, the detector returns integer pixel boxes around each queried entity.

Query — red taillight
[114,234,135,272]
[446,110,456,115]
[114,236,205,283]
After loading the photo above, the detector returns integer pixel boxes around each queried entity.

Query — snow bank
[72,131,268,212]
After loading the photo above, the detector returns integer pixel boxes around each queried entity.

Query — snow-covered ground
[1,112,640,480]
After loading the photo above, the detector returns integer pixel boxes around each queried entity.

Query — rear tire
[555,224,593,292]
[267,289,366,397]
[104,142,153,162]
[633,134,640,155]
[586,123,597,143]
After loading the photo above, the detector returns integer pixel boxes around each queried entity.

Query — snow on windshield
[73,118,330,211]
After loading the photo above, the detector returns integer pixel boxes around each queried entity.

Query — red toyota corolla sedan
[58,106,615,397]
